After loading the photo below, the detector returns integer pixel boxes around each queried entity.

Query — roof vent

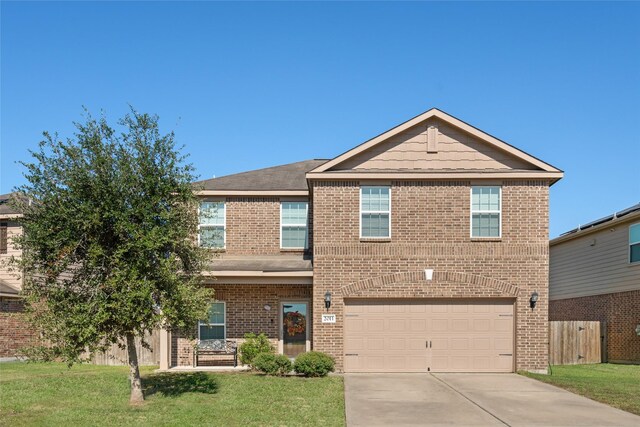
[427,125,438,153]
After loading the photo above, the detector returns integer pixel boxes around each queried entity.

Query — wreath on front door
[284,311,305,336]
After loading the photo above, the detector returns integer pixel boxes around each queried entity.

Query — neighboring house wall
[0,221,22,289]
[0,221,34,358]
[312,179,551,372]
[550,216,639,299]
[0,297,34,358]
[549,213,640,362]
[550,290,640,362]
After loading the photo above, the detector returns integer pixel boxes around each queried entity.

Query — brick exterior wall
[171,283,312,367]
[312,179,551,373]
[0,297,36,357]
[550,290,640,362]
[223,196,311,255]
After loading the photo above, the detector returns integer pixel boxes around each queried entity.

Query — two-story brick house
[164,108,563,373]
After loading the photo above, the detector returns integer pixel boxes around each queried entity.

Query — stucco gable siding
[0,222,22,292]
[336,119,534,171]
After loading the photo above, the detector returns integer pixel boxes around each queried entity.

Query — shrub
[293,351,335,377]
[239,333,274,366]
[253,353,292,376]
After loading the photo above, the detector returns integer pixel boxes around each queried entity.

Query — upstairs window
[361,186,390,238]
[630,223,640,263]
[471,186,501,238]
[199,201,225,248]
[199,302,225,340]
[281,202,308,249]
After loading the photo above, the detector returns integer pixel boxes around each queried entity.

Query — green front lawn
[0,362,345,426]
[522,363,640,415]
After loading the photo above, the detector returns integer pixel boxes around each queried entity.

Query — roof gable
[310,108,562,174]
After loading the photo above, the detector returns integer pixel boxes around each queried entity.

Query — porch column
[159,327,170,370]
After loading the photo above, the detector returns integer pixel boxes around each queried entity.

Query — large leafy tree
[13,109,210,403]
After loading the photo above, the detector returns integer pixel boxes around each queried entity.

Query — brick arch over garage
[340,271,519,297]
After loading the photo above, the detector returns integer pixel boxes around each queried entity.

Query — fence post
[601,321,608,363]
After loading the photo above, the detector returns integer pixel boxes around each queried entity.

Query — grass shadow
[143,372,219,398]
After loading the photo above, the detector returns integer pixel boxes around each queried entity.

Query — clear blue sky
[1,1,639,237]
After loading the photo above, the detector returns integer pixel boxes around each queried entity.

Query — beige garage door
[344,299,514,373]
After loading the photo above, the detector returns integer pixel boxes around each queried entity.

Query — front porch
[163,281,314,369]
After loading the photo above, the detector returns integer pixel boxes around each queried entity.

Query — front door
[282,302,308,358]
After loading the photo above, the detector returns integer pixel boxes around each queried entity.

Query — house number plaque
[321,314,336,323]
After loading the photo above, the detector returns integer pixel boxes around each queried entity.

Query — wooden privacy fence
[549,321,604,365]
[88,330,160,366]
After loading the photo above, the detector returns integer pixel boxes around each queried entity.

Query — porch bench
[193,339,238,367]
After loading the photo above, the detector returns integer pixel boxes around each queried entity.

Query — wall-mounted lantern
[529,291,539,309]
[324,291,332,311]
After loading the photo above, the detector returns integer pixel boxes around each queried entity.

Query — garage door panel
[367,338,385,351]
[345,318,364,333]
[472,356,491,370]
[409,305,427,313]
[494,318,512,331]
[388,318,406,331]
[432,318,448,332]
[497,355,514,370]
[345,337,364,352]
[472,337,491,350]
[410,319,428,332]
[474,319,491,331]
[450,338,470,350]
[494,337,512,351]
[344,299,514,373]
[452,319,469,331]
[431,304,448,313]
[452,305,469,313]
[473,304,491,313]
[389,304,406,313]
[407,337,426,350]
[367,319,384,331]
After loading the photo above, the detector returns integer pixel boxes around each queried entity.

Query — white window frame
[359,186,391,239]
[630,222,640,264]
[198,301,226,341]
[470,186,502,239]
[197,201,226,249]
[280,201,309,249]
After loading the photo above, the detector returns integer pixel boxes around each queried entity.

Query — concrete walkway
[344,373,640,427]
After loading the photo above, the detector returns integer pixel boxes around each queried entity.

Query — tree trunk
[126,333,144,404]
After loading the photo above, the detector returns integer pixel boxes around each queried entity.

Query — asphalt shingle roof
[0,193,21,216]
[194,159,328,191]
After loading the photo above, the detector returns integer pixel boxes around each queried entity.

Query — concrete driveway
[344,373,640,427]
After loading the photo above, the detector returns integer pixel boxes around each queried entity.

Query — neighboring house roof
[194,159,327,194]
[551,203,640,245]
[307,108,563,183]
[0,193,22,217]
[0,279,20,297]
